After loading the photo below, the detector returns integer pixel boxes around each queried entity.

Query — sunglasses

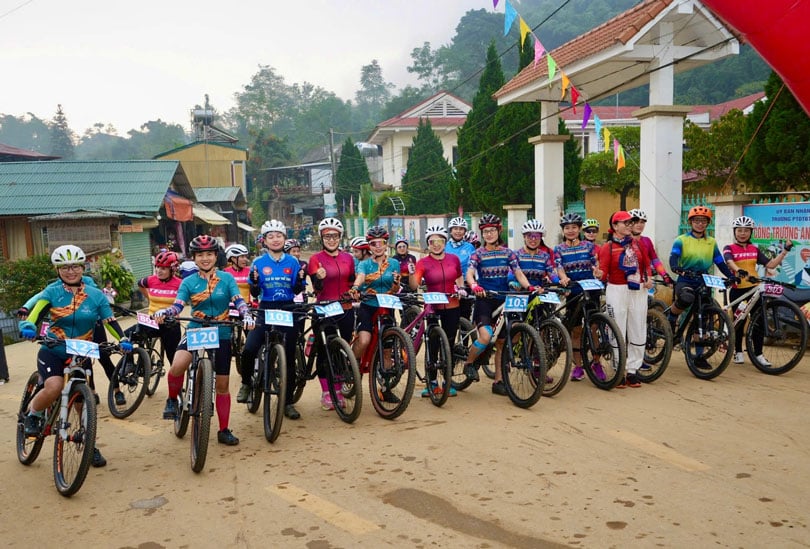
[321,233,340,240]
[583,229,599,234]
[427,239,445,245]
[524,232,543,239]
[368,240,387,248]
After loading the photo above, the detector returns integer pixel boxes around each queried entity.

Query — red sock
[216,393,230,431]
[167,373,184,399]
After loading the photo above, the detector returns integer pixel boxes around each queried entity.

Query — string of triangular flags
[495,0,627,172]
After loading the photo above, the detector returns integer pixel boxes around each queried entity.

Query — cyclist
[223,244,252,304]
[393,238,417,289]
[445,216,476,319]
[464,230,481,249]
[408,225,464,398]
[723,215,792,366]
[350,236,370,268]
[18,245,132,467]
[284,239,309,304]
[599,211,653,388]
[582,218,601,253]
[509,219,559,289]
[463,214,534,396]
[156,235,253,446]
[238,220,306,420]
[628,209,674,284]
[308,217,356,410]
[554,212,604,381]
[178,258,199,279]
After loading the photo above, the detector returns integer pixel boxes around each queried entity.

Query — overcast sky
[1,0,486,135]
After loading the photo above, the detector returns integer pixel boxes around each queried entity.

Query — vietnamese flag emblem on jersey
[283,268,292,275]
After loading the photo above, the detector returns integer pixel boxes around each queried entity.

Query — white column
[711,195,751,248]
[530,101,569,245]
[504,204,532,250]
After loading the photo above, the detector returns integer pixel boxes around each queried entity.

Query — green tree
[0,113,51,153]
[49,104,75,159]
[578,126,640,210]
[0,255,53,314]
[739,72,810,191]
[401,118,456,215]
[380,86,432,121]
[561,118,583,205]
[407,42,445,92]
[354,60,394,130]
[683,110,748,192]
[335,138,371,209]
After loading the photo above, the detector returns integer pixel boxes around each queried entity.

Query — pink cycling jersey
[413,254,462,309]
[138,274,181,315]
[308,250,355,308]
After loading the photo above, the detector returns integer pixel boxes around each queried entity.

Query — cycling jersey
[23,275,97,311]
[670,232,732,280]
[723,242,768,289]
[554,241,598,281]
[468,246,521,292]
[176,271,242,339]
[223,265,251,302]
[413,254,462,309]
[445,239,475,277]
[357,257,400,306]
[308,250,355,307]
[513,247,559,286]
[138,274,181,315]
[636,235,669,278]
[250,252,302,302]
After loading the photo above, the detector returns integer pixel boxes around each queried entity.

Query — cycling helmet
[394,238,408,247]
[521,219,545,235]
[479,213,502,229]
[51,245,86,267]
[688,205,712,221]
[179,260,198,279]
[582,218,600,230]
[366,225,389,241]
[318,217,344,236]
[155,251,180,268]
[448,217,468,230]
[732,215,755,228]
[283,239,301,253]
[225,244,249,260]
[628,208,647,221]
[425,225,448,239]
[188,234,220,255]
[463,231,480,245]
[260,219,286,236]
[350,236,369,250]
[559,213,583,227]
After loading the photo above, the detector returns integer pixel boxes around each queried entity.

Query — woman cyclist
[509,219,558,289]
[156,235,253,446]
[582,218,601,254]
[238,220,306,420]
[308,218,356,410]
[409,225,464,398]
[350,236,370,268]
[393,238,417,289]
[463,214,534,396]
[284,239,308,304]
[224,244,252,304]
[18,245,132,467]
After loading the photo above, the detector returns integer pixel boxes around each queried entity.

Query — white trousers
[605,283,648,374]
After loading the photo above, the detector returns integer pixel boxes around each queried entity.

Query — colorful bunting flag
[594,114,602,140]
[603,127,611,147]
[504,1,518,36]
[533,37,545,67]
[560,72,570,100]
[519,17,531,48]
[581,102,592,129]
[617,145,626,172]
[613,138,620,161]
[493,0,499,7]
[547,55,557,81]
[570,86,579,113]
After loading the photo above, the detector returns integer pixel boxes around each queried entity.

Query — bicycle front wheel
[424,324,453,407]
[17,371,45,465]
[582,312,626,390]
[290,343,307,405]
[369,326,416,420]
[501,323,546,408]
[451,318,477,391]
[232,325,246,377]
[639,308,673,383]
[190,358,213,473]
[246,353,263,414]
[747,299,808,375]
[108,348,150,419]
[145,338,164,396]
[263,343,287,443]
[53,382,96,497]
[327,337,362,423]
[537,318,572,397]
[684,305,734,380]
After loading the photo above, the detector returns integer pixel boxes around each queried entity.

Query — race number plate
[504,294,528,312]
[39,321,50,337]
[187,327,220,351]
[65,339,100,359]
[315,302,343,317]
[761,283,784,296]
[264,309,294,327]
[537,292,561,304]
[578,279,604,291]
[137,312,159,329]
[376,294,402,310]
[702,274,726,289]
[229,307,241,317]
[423,292,449,304]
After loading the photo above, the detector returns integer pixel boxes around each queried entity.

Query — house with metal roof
[193,186,253,241]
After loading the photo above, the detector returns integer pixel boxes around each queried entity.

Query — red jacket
[598,237,652,286]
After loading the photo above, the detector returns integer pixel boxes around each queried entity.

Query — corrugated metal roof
[153,140,247,159]
[29,209,155,221]
[0,160,193,216]
[194,186,242,203]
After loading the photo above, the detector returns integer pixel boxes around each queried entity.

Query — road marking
[609,429,710,472]
[267,483,380,535]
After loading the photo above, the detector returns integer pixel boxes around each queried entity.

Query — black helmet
[188,234,220,254]
[560,213,583,227]
[366,225,389,240]
[479,214,502,230]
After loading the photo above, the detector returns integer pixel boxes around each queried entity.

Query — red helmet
[688,205,713,221]
[155,251,179,268]
[188,234,220,255]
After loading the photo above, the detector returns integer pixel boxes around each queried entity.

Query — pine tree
[401,118,456,215]
[49,104,75,159]
[335,138,371,209]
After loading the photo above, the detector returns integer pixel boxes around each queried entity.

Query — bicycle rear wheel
[246,353,263,414]
[537,317,572,397]
[290,343,307,404]
[145,338,164,396]
[684,305,734,380]
[501,323,546,408]
[369,326,416,419]
[263,343,287,443]
[327,337,362,423]
[17,371,45,465]
[108,348,150,419]
[639,308,673,383]
[190,358,213,473]
[53,383,96,497]
[232,325,246,377]
[424,325,453,407]
[747,299,808,375]
[173,384,189,438]
[582,312,626,390]
[451,318,476,391]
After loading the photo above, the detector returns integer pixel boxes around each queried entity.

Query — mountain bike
[525,287,573,397]
[114,305,165,397]
[724,275,807,375]
[243,310,288,442]
[16,336,121,496]
[636,280,674,383]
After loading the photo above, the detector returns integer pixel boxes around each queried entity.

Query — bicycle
[637,280,674,384]
[525,287,573,397]
[399,292,455,407]
[114,304,166,398]
[16,336,121,496]
[723,275,808,375]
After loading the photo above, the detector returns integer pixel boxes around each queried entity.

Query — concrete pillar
[530,101,569,245]
[711,194,751,248]
[504,204,532,250]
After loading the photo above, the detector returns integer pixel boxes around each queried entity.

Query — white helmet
[51,245,86,266]
[425,225,448,239]
[628,208,648,221]
[732,215,755,228]
[260,219,286,236]
[521,219,545,235]
[350,236,369,250]
[448,217,468,229]
[225,244,249,260]
[318,217,344,236]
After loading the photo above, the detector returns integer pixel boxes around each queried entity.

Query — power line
[0,0,34,21]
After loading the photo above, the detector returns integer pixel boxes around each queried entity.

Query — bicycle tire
[450,317,476,391]
[369,326,416,420]
[189,358,213,473]
[246,351,263,414]
[17,371,45,465]
[290,344,307,405]
[173,386,189,438]
[537,317,572,397]
[53,382,96,497]
[639,308,673,383]
[582,312,626,390]
[263,343,287,443]
[400,305,421,334]
[501,322,546,408]
[145,338,164,397]
[648,298,668,313]
[746,299,808,375]
[327,337,363,423]
[424,324,453,407]
[684,305,734,380]
[107,348,151,419]
[232,325,246,377]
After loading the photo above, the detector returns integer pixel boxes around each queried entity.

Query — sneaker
[217,428,239,446]
[114,391,126,406]
[694,358,712,370]
[92,448,107,468]
[626,373,642,388]
[733,352,745,364]
[236,383,251,403]
[321,391,334,410]
[590,361,606,381]
[639,363,652,372]
[162,397,179,420]
[616,376,628,389]
[491,381,507,396]
[23,413,44,437]
[570,366,585,381]
[284,404,301,420]
[755,354,772,367]
[447,386,458,397]
[464,363,479,382]
[380,389,401,404]
[421,382,438,398]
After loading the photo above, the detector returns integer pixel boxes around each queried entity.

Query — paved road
[0,331,808,548]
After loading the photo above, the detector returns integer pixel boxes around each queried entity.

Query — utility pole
[328,128,337,189]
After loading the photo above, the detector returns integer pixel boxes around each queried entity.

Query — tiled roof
[368,91,472,143]
[0,142,59,161]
